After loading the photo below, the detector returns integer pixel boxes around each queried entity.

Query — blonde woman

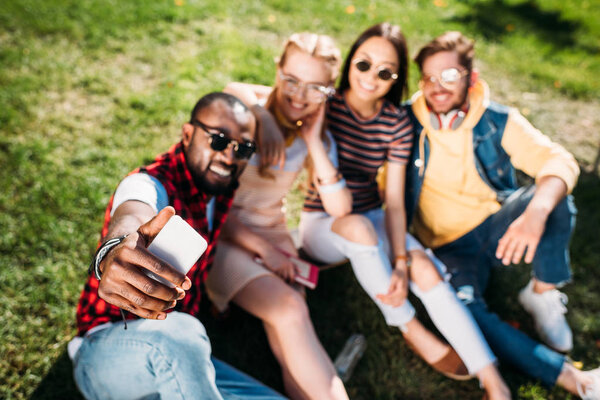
[205,33,351,400]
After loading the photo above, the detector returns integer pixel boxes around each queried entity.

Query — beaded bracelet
[317,172,342,186]
[394,254,412,267]
[88,235,129,280]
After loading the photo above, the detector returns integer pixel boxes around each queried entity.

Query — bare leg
[556,362,596,397]
[401,318,451,364]
[476,365,511,400]
[263,322,310,400]
[232,275,348,400]
[532,277,557,293]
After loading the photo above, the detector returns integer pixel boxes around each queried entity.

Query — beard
[426,83,470,115]
[189,161,241,197]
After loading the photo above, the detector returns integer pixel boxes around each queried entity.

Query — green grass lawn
[1,0,599,399]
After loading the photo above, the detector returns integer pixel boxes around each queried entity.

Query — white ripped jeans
[299,208,496,374]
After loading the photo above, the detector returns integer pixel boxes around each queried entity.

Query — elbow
[223,82,240,95]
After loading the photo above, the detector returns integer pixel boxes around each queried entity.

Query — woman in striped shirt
[299,23,510,399]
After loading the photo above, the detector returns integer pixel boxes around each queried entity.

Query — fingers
[524,240,539,264]
[502,237,518,265]
[125,262,186,302]
[377,292,407,307]
[511,241,528,265]
[496,233,517,265]
[100,291,174,320]
[124,244,190,289]
[282,261,296,283]
[376,279,407,307]
[304,103,325,127]
[98,240,192,318]
[495,234,508,262]
[274,261,296,283]
[497,234,538,266]
[100,259,183,307]
[138,206,175,245]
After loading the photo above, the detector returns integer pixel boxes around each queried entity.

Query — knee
[268,289,310,328]
[154,313,211,356]
[409,251,442,291]
[331,214,378,245]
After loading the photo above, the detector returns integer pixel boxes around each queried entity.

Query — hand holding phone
[97,208,205,321]
[146,215,208,287]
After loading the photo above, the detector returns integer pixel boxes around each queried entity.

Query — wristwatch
[88,235,129,280]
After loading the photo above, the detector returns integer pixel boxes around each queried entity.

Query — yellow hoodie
[411,80,579,248]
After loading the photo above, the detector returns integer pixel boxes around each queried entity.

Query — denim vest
[405,101,519,226]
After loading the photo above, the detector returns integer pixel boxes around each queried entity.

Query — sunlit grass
[1,0,599,399]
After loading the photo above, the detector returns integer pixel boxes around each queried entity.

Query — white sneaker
[577,367,600,400]
[518,279,573,352]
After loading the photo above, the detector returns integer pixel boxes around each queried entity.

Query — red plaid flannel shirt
[75,141,233,335]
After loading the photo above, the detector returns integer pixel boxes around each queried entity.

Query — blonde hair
[258,33,341,178]
[276,32,342,84]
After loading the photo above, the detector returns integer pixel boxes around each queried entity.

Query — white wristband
[318,178,346,194]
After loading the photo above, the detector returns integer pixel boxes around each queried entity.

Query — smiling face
[421,50,470,114]
[347,36,399,105]
[274,46,332,122]
[182,99,256,196]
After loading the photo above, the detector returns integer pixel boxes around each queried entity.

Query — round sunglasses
[192,120,256,160]
[352,59,398,81]
[421,68,469,90]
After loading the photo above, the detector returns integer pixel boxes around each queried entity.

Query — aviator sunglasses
[421,68,469,90]
[352,59,398,81]
[192,120,256,160]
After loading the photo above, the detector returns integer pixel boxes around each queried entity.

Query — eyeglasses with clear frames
[192,120,256,160]
[278,71,335,103]
[421,68,469,90]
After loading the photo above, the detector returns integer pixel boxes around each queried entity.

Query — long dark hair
[337,22,409,107]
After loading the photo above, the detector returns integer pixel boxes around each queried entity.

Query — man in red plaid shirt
[69,92,285,399]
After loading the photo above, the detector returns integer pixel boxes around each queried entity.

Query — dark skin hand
[97,205,192,320]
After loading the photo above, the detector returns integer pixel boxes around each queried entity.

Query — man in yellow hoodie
[405,31,600,398]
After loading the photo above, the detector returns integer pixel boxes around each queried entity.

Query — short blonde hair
[276,32,342,84]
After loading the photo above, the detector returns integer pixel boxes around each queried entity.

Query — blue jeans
[73,311,286,400]
[433,185,577,387]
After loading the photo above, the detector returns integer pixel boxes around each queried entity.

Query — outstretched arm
[496,175,568,265]
[96,203,191,320]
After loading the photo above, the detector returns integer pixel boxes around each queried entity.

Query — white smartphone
[145,215,208,287]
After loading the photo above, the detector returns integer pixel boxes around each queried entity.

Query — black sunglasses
[352,59,398,81]
[192,120,256,160]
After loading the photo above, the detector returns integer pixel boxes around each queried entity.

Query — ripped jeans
[299,207,496,374]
